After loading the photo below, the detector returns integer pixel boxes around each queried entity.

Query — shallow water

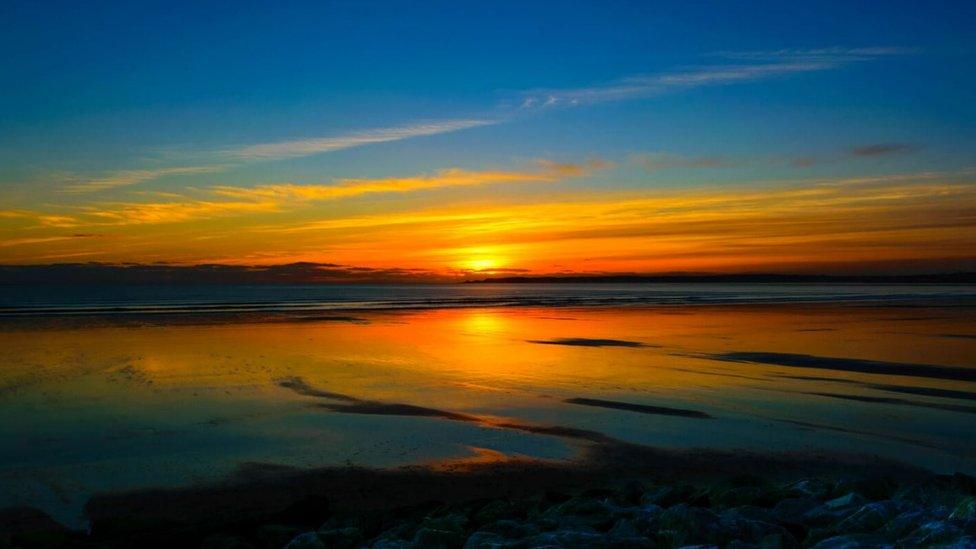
[1,299,975,526]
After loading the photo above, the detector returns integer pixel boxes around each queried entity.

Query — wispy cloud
[64,166,225,193]
[632,152,733,171]
[710,46,918,62]
[78,198,281,225]
[850,143,918,157]
[60,119,494,193]
[228,119,494,160]
[210,165,576,203]
[0,233,100,248]
[62,160,604,226]
[519,46,914,110]
[0,209,81,228]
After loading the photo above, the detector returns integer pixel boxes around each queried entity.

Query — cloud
[209,165,568,203]
[519,46,913,111]
[57,119,494,192]
[710,46,917,62]
[632,152,733,171]
[0,262,448,284]
[519,63,830,110]
[631,141,922,172]
[57,161,604,226]
[227,119,494,160]
[850,143,918,157]
[535,158,613,176]
[64,166,226,193]
[0,210,81,228]
[0,235,95,248]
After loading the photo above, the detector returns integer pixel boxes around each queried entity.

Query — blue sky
[1,1,974,273]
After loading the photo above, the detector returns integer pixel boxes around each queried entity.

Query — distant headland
[469,273,976,284]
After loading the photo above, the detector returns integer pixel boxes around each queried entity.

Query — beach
[1,285,975,545]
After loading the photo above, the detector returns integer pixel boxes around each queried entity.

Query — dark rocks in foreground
[5,456,974,548]
[276,475,976,549]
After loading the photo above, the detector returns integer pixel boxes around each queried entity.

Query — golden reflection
[459,309,509,335]
[2,305,974,404]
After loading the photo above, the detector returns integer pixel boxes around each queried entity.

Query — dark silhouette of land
[472,273,976,284]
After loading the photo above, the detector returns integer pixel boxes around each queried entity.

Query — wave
[1,283,974,317]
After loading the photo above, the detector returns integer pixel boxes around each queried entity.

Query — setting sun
[462,257,502,272]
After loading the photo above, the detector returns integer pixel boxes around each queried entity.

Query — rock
[607,535,655,547]
[902,520,966,546]
[810,533,893,548]
[832,501,904,534]
[422,512,469,533]
[316,526,363,549]
[759,532,796,549]
[463,531,511,549]
[655,528,685,547]
[831,478,896,501]
[784,479,831,500]
[894,482,960,514]
[932,536,976,549]
[372,539,413,549]
[717,513,797,547]
[880,509,930,539]
[803,493,870,528]
[374,521,418,544]
[641,484,699,507]
[284,532,327,549]
[725,541,759,549]
[658,504,723,545]
[477,519,539,539]
[608,518,638,538]
[474,500,520,525]
[771,497,821,524]
[724,505,774,523]
[951,497,976,521]
[824,493,869,511]
[712,486,769,508]
[629,504,663,535]
[618,480,647,505]
[542,497,616,531]
[523,529,607,547]
[412,526,467,548]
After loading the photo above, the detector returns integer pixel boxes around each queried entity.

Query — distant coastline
[470,273,976,284]
[1,262,975,285]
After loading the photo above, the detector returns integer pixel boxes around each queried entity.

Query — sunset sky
[1,1,975,279]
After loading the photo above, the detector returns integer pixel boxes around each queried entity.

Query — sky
[1,1,975,279]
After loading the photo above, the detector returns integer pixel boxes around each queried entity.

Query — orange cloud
[1,168,974,275]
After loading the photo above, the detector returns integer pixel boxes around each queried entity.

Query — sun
[464,257,501,271]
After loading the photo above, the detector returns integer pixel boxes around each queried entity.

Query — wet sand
[0,301,974,536]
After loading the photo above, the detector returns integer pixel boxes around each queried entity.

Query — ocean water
[0,283,975,526]
[0,282,973,315]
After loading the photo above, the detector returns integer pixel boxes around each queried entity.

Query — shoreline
[2,298,975,332]
[7,439,976,547]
